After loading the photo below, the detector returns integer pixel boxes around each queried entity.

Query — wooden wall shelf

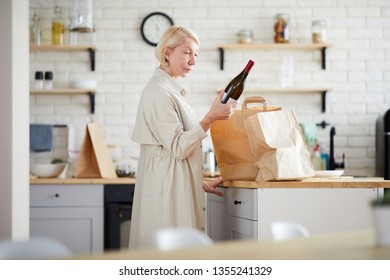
[217,43,331,70]
[244,87,332,112]
[30,44,96,71]
[30,88,96,114]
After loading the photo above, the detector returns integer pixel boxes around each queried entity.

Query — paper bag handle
[242,96,267,110]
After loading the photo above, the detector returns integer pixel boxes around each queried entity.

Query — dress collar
[154,67,187,97]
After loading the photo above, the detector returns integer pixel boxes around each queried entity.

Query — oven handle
[117,205,132,219]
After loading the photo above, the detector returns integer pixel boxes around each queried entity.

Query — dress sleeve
[144,90,207,160]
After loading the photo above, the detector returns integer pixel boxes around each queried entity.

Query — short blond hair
[155,25,200,67]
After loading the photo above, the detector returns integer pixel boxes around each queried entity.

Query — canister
[236,30,253,44]
[312,20,327,43]
[274,13,289,43]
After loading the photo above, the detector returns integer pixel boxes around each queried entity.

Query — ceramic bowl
[30,163,66,178]
[70,79,97,89]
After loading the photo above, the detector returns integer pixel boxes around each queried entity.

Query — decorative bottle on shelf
[51,5,65,45]
[31,11,42,45]
[221,60,255,104]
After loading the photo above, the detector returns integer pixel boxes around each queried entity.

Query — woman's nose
[189,55,196,65]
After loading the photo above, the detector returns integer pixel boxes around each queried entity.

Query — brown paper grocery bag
[244,108,314,181]
[210,96,281,181]
[75,123,117,178]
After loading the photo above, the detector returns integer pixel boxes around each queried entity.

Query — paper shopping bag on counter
[210,96,281,181]
[244,108,314,181]
[75,123,117,178]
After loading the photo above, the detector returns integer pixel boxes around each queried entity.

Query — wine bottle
[221,59,254,104]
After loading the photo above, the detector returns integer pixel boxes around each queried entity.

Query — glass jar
[312,20,327,43]
[274,13,289,43]
[236,30,253,44]
[70,0,95,45]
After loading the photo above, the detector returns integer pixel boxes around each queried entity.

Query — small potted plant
[371,191,390,246]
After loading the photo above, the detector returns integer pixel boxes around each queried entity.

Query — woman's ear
[163,47,170,64]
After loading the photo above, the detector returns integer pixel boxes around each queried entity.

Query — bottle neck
[244,60,254,74]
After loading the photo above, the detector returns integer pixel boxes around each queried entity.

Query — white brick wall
[30,0,390,177]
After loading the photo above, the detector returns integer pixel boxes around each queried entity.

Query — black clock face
[140,12,174,46]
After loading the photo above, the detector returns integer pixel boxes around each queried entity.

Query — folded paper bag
[75,123,117,178]
[244,108,314,181]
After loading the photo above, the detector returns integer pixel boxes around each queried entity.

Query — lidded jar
[312,20,327,43]
[274,13,289,43]
[236,30,253,44]
[70,0,95,45]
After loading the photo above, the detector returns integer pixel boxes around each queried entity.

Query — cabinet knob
[55,193,59,198]
[234,200,241,205]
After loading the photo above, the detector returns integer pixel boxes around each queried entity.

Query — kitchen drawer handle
[234,200,241,205]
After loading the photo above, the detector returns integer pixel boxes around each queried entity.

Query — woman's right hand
[199,90,238,131]
[210,90,238,120]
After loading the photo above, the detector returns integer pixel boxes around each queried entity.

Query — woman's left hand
[203,176,224,197]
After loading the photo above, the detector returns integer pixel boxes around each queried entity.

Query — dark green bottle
[221,60,254,103]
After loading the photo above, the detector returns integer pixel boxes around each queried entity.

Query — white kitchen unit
[30,184,104,255]
[207,183,381,241]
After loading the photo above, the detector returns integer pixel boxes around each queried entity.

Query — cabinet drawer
[227,188,258,220]
[228,216,258,240]
[30,185,103,207]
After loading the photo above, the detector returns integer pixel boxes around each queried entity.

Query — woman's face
[162,38,199,79]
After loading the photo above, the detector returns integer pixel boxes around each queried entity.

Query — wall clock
[140,12,174,46]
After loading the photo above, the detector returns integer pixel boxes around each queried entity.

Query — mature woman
[129,25,237,249]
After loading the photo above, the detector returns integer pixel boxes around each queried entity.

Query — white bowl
[30,163,66,178]
[314,170,344,178]
[70,79,97,89]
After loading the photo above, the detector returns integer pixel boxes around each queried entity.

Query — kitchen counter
[73,230,390,260]
[30,176,390,188]
[222,177,390,188]
[30,177,136,185]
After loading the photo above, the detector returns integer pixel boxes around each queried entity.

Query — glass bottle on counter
[274,13,289,43]
[52,5,65,45]
[312,20,327,43]
[31,11,42,45]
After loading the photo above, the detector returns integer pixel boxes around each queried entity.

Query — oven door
[105,202,132,249]
[104,184,134,250]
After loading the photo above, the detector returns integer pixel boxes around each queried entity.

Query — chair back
[154,227,213,250]
[270,221,310,241]
[0,237,72,260]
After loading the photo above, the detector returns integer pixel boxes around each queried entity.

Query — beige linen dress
[129,68,208,249]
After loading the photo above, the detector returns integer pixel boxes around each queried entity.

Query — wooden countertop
[73,230,390,260]
[30,177,136,185]
[30,177,390,188]
[222,177,390,189]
